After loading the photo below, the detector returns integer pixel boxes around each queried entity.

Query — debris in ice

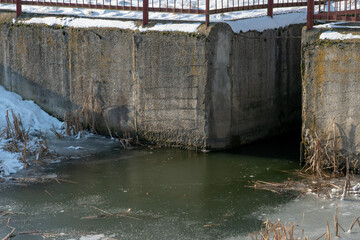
[67,146,84,150]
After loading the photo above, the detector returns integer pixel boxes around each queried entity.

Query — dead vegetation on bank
[57,95,144,149]
[0,100,143,179]
[0,110,52,177]
[251,122,360,199]
[249,208,360,240]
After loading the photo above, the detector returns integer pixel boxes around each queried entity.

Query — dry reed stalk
[348,216,360,231]
[50,124,63,139]
[334,205,338,237]
[326,220,330,240]
[2,217,15,240]
[332,122,337,174]
[104,118,113,139]
[341,157,351,200]
[250,219,308,240]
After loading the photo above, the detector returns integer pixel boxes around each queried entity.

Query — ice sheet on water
[234,194,360,239]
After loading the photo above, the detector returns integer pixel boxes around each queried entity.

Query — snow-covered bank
[0,85,62,176]
[0,86,62,131]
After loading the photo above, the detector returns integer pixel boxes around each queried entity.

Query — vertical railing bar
[345,0,347,19]
[206,0,209,25]
[307,0,314,29]
[355,0,358,20]
[16,0,21,17]
[335,0,337,18]
[267,0,273,17]
[143,0,148,25]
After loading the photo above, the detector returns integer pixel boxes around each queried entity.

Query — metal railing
[1,0,309,25]
[308,0,360,29]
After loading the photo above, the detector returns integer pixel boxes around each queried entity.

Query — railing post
[267,0,273,18]
[307,0,314,29]
[16,0,22,17]
[143,0,148,26]
[205,0,209,26]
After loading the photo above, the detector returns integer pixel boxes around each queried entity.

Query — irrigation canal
[1,134,360,239]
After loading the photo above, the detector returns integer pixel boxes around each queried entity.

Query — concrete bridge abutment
[0,12,302,149]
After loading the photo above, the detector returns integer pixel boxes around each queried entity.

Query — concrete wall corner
[204,23,234,149]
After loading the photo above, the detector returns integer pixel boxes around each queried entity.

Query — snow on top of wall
[320,31,360,40]
[315,22,360,29]
[1,2,307,33]
[20,16,202,32]
[225,11,306,33]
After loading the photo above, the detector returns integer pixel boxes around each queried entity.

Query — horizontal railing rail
[308,0,360,29]
[0,0,310,26]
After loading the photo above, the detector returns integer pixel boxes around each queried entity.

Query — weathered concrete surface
[302,26,360,168]
[231,25,302,146]
[0,12,302,149]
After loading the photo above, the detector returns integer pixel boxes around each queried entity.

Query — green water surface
[0,137,300,239]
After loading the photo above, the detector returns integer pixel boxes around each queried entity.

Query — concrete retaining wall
[0,12,302,149]
[302,26,360,168]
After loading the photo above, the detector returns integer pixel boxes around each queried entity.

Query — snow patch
[315,22,360,29]
[0,85,63,176]
[79,234,110,240]
[20,16,201,32]
[320,31,360,40]
[0,2,308,33]
[67,146,84,150]
[0,85,62,132]
[18,10,306,33]
[225,11,306,33]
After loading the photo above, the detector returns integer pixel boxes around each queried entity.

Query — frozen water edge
[0,84,119,178]
[232,194,360,239]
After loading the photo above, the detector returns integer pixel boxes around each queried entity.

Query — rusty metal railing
[1,0,309,26]
[308,0,360,29]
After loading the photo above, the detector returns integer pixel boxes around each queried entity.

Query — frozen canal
[0,135,303,240]
[0,134,359,239]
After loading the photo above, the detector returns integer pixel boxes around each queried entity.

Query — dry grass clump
[251,169,360,200]
[250,208,360,240]
[249,218,309,240]
[0,110,52,176]
[62,95,143,149]
[62,94,97,137]
[303,122,359,176]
